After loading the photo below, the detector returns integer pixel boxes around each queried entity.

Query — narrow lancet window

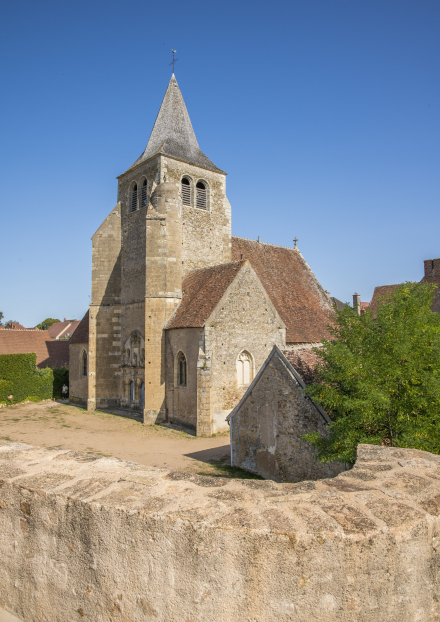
[237,351,252,386]
[141,179,147,207]
[196,181,207,209]
[181,177,191,206]
[177,352,187,386]
[131,183,138,211]
[81,351,87,377]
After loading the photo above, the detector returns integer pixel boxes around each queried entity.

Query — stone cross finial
[293,237,298,249]
[169,50,179,73]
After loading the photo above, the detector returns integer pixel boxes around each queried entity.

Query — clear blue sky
[1,0,439,326]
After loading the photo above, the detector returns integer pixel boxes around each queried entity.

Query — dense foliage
[303,282,440,463]
[0,353,54,404]
[36,318,60,331]
[53,367,69,398]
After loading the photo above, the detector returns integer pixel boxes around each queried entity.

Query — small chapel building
[69,74,334,436]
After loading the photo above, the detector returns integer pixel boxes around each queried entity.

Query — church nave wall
[165,327,200,430]
[204,262,286,417]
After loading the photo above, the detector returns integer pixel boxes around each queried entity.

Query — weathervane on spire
[169,49,178,74]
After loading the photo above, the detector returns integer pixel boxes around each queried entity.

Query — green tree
[36,318,60,331]
[0,312,3,327]
[303,282,440,463]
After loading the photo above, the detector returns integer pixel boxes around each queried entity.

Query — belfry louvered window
[141,179,147,207]
[181,177,191,206]
[131,183,138,212]
[196,181,207,209]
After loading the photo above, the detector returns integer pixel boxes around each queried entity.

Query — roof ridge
[184,260,244,280]
[231,235,298,252]
[0,328,43,333]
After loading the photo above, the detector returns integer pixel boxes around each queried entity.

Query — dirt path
[0,401,231,475]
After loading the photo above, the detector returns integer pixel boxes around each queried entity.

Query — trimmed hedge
[0,353,54,404]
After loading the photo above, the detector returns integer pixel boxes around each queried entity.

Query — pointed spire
[127,75,223,174]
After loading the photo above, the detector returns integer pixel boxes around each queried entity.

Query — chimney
[424,258,440,281]
[353,293,361,315]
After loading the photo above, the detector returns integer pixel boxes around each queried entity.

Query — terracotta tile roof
[48,320,80,340]
[166,262,244,329]
[5,322,32,330]
[44,341,70,368]
[69,311,89,344]
[369,284,402,316]
[0,329,69,368]
[231,237,333,343]
[282,348,322,385]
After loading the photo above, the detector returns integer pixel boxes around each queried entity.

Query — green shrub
[0,354,54,404]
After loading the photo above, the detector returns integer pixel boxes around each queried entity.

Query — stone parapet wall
[1,442,440,621]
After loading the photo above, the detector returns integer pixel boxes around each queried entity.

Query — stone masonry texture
[1,441,440,621]
[229,347,344,482]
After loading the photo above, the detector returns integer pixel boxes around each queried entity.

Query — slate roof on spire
[125,75,224,175]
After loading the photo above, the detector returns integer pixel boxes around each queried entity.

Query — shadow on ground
[185,446,263,479]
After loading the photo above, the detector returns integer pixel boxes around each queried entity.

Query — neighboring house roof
[360,301,370,313]
[227,345,329,424]
[69,311,89,344]
[5,322,31,330]
[123,75,224,175]
[166,262,244,329]
[231,237,333,343]
[369,284,402,316]
[0,329,69,368]
[48,320,80,340]
[282,348,322,385]
[330,297,348,311]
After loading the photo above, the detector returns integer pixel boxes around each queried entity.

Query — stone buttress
[144,182,182,423]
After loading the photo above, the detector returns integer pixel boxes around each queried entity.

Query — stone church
[69,74,334,436]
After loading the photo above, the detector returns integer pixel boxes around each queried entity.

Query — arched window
[130,381,135,403]
[181,177,191,206]
[131,183,138,212]
[237,351,252,386]
[141,179,147,207]
[177,352,187,386]
[81,350,87,377]
[196,181,207,209]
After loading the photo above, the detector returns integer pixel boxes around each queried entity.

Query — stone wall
[229,347,344,482]
[89,203,122,411]
[68,343,88,407]
[205,261,286,416]
[1,441,440,621]
[165,327,201,430]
